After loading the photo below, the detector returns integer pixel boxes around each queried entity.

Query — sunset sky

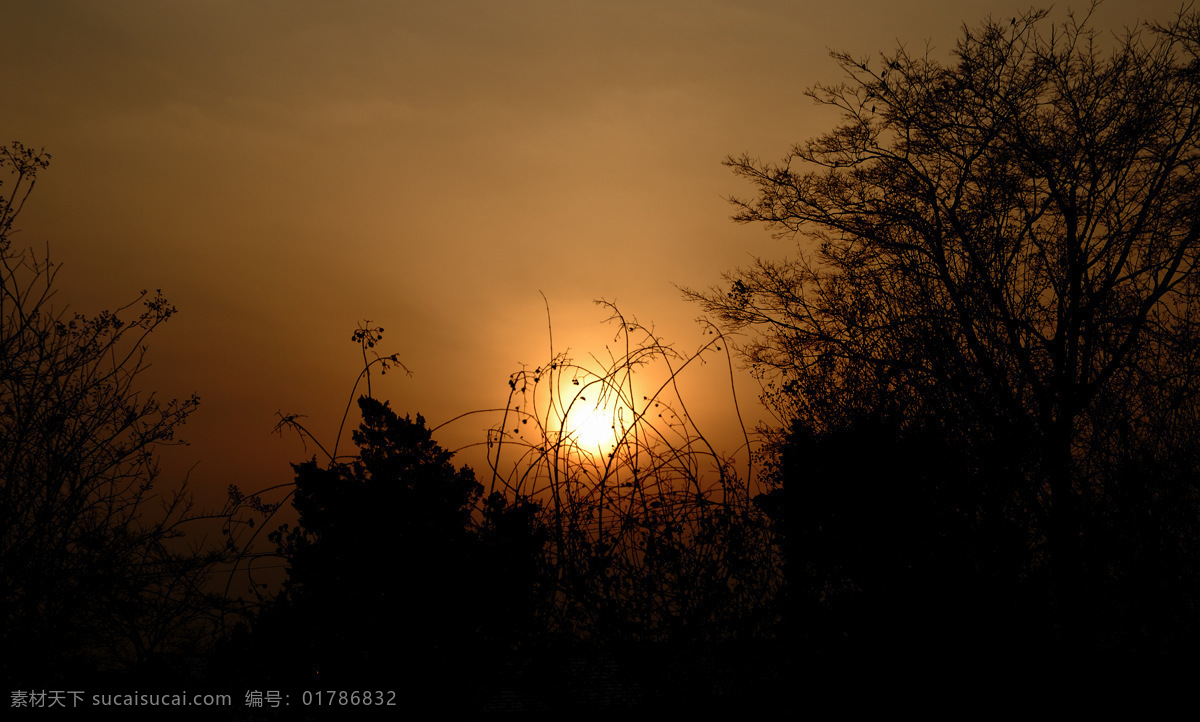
[3,0,1181,509]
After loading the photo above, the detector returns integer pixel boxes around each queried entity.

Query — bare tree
[686,6,1200,652]
[0,143,212,681]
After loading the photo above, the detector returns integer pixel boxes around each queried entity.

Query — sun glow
[558,394,622,453]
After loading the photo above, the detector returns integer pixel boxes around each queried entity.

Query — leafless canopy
[688,6,1200,448]
[0,143,214,678]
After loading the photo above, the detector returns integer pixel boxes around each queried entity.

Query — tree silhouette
[278,398,481,678]
[688,7,1200,656]
[0,143,212,682]
[228,387,546,707]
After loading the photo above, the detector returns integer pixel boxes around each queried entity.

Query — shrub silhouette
[760,411,1052,675]
[479,303,774,645]
[277,398,482,679]
[223,325,547,705]
[459,302,785,709]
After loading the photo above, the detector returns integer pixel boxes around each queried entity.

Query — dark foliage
[760,413,1049,669]
[227,396,546,707]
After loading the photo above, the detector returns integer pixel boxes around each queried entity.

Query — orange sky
[3,0,1180,509]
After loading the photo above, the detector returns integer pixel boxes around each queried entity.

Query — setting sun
[559,394,621,452]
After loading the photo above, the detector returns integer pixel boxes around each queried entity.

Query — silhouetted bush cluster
[220,397,547,710]
[222,311,783,709]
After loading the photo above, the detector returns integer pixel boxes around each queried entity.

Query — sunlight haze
[2,0,1177,506]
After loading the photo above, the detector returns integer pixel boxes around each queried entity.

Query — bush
[224,326,546,707]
